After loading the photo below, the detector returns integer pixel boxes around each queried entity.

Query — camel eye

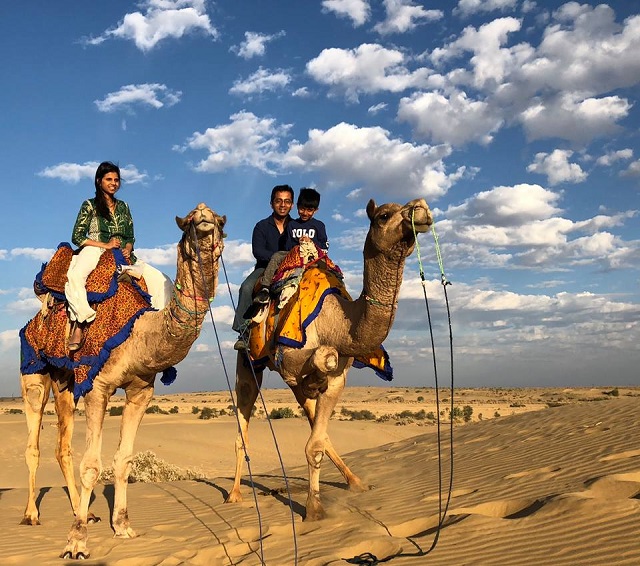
[378,213,390,222]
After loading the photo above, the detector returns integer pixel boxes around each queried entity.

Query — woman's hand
[105,237,121,250]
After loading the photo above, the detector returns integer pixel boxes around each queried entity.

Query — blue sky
[1,0,639,396]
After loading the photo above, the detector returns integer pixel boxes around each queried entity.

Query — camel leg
[292,388,368,493]
[111,383,154,538]
[49,377,83,518]
[304,369,347,521]
[61,388,108,560]
[226,352,263,504]
[20,372,51,525]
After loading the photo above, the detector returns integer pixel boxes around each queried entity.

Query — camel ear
[175,214,189,231]
[366,199,377,221]
[218,215,227,229]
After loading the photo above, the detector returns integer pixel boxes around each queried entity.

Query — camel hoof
[60,550,90,560]
[225,492,243,504]
[20,517,40,526]
[87,513,101,524]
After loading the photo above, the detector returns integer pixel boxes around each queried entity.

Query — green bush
[192,406,200,414]
[269,407,296,419]
[145,405,168,414]
[199,407,219,420]
[8,408,24,414]
[109,405,124,416]
[463,405,473,422]
[169,406,179,414]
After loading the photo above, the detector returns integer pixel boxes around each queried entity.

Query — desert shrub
[417,396,424,402]
[145,405,168,414]
[8,408,24,414]
[269,407,296,419]
[341,407,376,421]
[169,406,179,414]
[604,388,619,397]
[494,411,500,418]
[99,450,204,484]
[450,406,463,420]
[109,405,124,416]
[199,407,220,420]
[192,406,200,414]
[463,405,473,422]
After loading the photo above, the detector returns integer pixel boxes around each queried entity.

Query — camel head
[365,198,433,259]
[175,202,226,259]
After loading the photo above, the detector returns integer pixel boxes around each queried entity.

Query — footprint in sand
[452,497,549,520]
[583,472,640,499]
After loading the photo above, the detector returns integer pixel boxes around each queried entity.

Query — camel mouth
[403,205,432,233]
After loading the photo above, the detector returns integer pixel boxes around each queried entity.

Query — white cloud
[175,111,292,174]
[519,94,630,144]
[454,0,518,18]
[232,30,285,59]
[596,148,633,167]
[135,245,177,266]
[398,90,503,145]
[95,83,182,112]
[283,122,465,200]
[526,149,587,186]
[367,102,387,114]
[82,0,217,52]
[622,160,640,178]
[373,0,443,35]
[306,43,432,101]
[11,248,55,262]
[0,329,19,351]
[322,0,370,27]
[38,162,149,185]
[229,68,291,96]
[431,17,525,90]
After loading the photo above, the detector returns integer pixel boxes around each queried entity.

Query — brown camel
[226,198,432,520]
[20,203,226,559]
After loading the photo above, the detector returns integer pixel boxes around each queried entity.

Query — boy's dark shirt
[285,217,328,250]
[252,214,292,268]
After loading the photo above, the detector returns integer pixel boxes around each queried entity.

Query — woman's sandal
[68,322,86,351]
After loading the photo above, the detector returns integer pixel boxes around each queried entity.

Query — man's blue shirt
[252,214,292,268]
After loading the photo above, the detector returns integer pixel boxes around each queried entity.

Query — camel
[20,203,226,559]
[226,197,432,520]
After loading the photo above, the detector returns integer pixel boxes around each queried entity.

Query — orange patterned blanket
[20,243,175,399]
[248,253,392,381]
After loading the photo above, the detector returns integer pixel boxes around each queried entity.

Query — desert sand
[1,385,639,565]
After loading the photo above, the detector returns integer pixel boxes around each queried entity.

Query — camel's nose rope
[190,220,298,566]
[345,209,456,564]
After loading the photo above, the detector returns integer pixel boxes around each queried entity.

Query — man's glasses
[273,199,293,205]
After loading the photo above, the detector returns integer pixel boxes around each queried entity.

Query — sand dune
[1,387,638,565]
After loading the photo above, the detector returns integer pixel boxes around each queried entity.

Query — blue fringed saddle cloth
[20,243,176,399]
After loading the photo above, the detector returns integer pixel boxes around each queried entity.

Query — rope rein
[190,221,299,566]
[344,207,455,564]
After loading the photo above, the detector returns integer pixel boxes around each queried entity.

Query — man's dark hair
[297,187,320,209]
[270,184,294,203]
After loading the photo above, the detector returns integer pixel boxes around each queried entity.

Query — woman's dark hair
[94,161,120,219]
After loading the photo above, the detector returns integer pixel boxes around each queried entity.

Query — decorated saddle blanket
[20,243,176,400]
[248,248,392,381]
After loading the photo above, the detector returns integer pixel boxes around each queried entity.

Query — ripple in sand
[600,449,640,462]
[503,465,561,480]
[422,487,477,501]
